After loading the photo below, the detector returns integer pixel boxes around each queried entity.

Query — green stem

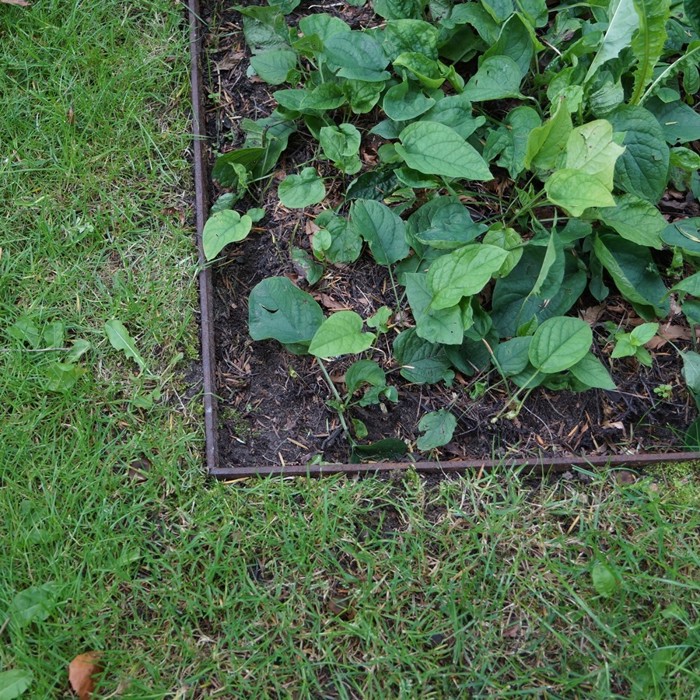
[315,357,353,442]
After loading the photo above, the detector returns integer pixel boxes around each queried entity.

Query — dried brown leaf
[0,0,30,5]
[68,651,102,700]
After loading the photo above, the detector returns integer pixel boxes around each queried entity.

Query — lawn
[0,1,698,698]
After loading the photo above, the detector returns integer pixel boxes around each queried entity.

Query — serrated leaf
[586,0,640,81]
[0,670,34,700]
[629,0,671,105]
[396,122,492,180]
[428,244,509,309]
[570,352,616,390]
[350,199,409,265]
[309,311,375,358]
[104,319,147,371]
[248,277,324,347]
[417,409,457,451]
[597,194,665,249]
[528,316,592,374]
[545,169,616,217]
[202,210,253,260]
[278,168,326,208]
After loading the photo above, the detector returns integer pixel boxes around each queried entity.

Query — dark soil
[200,1,698,470]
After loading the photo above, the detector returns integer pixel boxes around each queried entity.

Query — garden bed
[193,0,700,475]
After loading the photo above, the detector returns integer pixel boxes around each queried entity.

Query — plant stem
[315,357,353,442]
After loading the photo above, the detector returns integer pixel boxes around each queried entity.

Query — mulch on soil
[200,1,698,469]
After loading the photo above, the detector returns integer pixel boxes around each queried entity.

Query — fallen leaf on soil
[646,323,690,350]
[68,651,102,699]
[581,305,604,324]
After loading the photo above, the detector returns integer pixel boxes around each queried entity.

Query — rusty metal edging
[188,5,700,479]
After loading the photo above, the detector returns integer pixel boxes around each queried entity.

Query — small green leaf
[393,329,454,385]
[104,319,147,371]
[291,247,323,285]
[681,350,700,394]
[202,210,253,260]
[0,670,34,700]
[44,362,85,393]
[248,277,324,347]
[9,584,59,628]
[569,352,616,390]
[367,306,392,332]
[463,55,524,101]
[597,194,665,249]
[396,122,492,181]
[319,123,362,174]
[345,359,386,395]
[350,199,409,265]
[323,32,390,82]
[417,409,457,451]
[309,311,375,358]
[350,438,407,463]
[382,80,436,121]
[545,170,616,217]
[405,273,464,345]
[528,316,592,374]
[591,560,620,598]
[565,120,625,190]
[630,322,659,345]
[525,98,572,171]
[246,207,266,223]
[249,49,297,85]
[278,168,326,208]
[6,317,40,349]
[494,336,532,376]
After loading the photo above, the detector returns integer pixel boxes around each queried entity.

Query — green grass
[0,2,699,698]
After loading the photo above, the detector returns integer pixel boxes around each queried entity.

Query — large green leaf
[629,0,671,105]
[545,170,616,217]
[494,336,532,375]
[278,168,326,208]
[319,123,362,174]
[592,234,669,317]
[345,359,386,395]
[249,49,297,85]
[417,409,457,451]
[421,93,485,139]
[661,217,700,255]
[298,13,350,42]
[0,670,34,700]
[8,584,59,627]
[323,32,390,82]
[248,277,324,347]
[396,122,492,180]
[569,352,617,390]
[608,105,670,202]
[404,273,464,345]
[564,120,625,190]
[202,210,253,260]
[528,316,593,374]
[382,80,436,121]
[483,13,538,78]
[308,311,375,357]
[586,0,639,81]
[374,0,424,19]
[645,97,700,144]
[350,199,409,265]
[597,194,665,249]
[525,98,572,172]
[393,52,446,89]
[463,55,524,101]
[383,19,439,59]
[393,329,454,384]
[428,244,509,309]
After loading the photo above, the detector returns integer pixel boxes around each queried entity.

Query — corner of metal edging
[188,4,700,480]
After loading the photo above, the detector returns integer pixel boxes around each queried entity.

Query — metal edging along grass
[188,4,700,480]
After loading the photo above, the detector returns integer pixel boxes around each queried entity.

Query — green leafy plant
[207,0,700,457]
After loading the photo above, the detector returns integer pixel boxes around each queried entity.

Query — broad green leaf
[570,352,616,390]
[301,83,347,110]
[298,13,350,42]
[248,277,324,347]
[6,317,40,348]
[608,105,670,202]
[671,147,700,172]
[322,215,363,264]
[345,359,386,395]
[404,273,464,345]
[211,192,237,214]
[393,329,455,385]
[382,80,436,121]
[629,0,671,105]
[646,97,700,144]
[592,234,669,317]
[0,670,34,700]
[685,0,700,33]
[545,170,616,217]
[319,123,362,174]
[483,14,538,78]
[417,409,457,451]
[291,247,323,285]
[346,170,400,201]
[681,350,700,393]
[591,561,620,597]
[44,362,85,393]
[104,319,147,371]
[631,322,659,345]
[428,244,509,309]
[525,98,573,171]
[237,5,290,53]
[396,122,492,180]
[528,316,592,374]
[66,339,91,363]
[586,0,639,81]
[494,336,532,375]
[565,120,625,190]
[442,2,500,44]
[483,225,523,278]
[309,311,375,358]
[343,79,384,113]
[661,217,700,255]
[249,49,297,85]
[9,584,59,627]
[671,271,700,296]
[463,55,524,101]
[489,106,541,179]
[393,52,446,89]
[324,32,390,82]
[597,194,665,249]
[383,19,439,59]
[421,93,485,139]
[415,204,487,250]
[268,0,300,13]
[278,168,326,208]
[350,438,407,463]
[202,210,253,260]
[41,320,64,349]
[373,0,423,20]
[350,199,409,265]
[367,306,392,332]
[481,0,515,23]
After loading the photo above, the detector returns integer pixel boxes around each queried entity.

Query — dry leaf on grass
[0,0,30,6]
[68,651,102,700]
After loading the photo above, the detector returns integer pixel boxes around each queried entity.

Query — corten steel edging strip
[208,452,700,479]
[189,0,219,472]
[189,7,700,478]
